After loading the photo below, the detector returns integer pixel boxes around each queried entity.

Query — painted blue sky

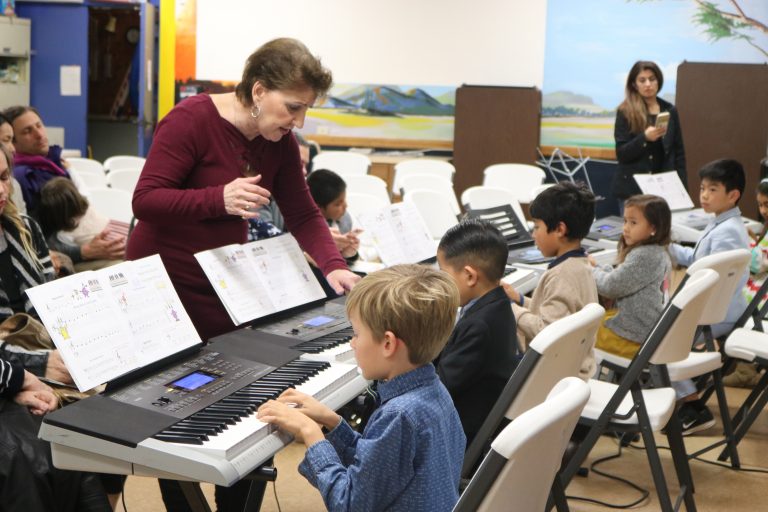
[544,0,768,109]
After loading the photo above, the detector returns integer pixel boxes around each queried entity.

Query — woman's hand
[45,350,74,385]
[16,370,58,415]
[223,175,271,219]
[326,269,361,294]
[644,125,666,142]
[81,231,126,261]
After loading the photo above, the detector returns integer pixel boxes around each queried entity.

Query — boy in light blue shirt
[669,158,749,434]
[258,265,466,512]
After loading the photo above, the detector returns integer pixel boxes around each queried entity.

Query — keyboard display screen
[303,315,335,327]
[169,371,217,391]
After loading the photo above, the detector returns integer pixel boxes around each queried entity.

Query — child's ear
[381,331,400,358]
[555,221,569,238]
[463,265,479,287]
[727,188,741,206]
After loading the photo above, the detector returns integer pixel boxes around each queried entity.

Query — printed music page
[194,234,326,325]
[25,255,200,392]
[633,171,694,211]
[355,202,437,266]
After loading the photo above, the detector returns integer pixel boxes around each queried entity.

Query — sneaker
[678,403,715,436]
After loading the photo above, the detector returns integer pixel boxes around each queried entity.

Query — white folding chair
[66,157,105,176]
[86,188,134,224]
[106,168,142,193]
[462,304,604,489]
[461,185,526,226]
[403,189,458,240]
[716,277,768,463]
[454,377,590,512]
[400,174,460,216]
[312,151,371,177]
[595,249,750,466]
[103,155,146,173]
[483,163,545,204]
[75,171,108,191]
[392,158,455,195]
[346,192,389,218]
[343,174,391,205]
[560,268,720,512]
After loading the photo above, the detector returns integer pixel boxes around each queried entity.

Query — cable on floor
[566,436,651,509]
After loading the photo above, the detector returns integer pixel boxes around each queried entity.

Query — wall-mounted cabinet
[0,16,31,110]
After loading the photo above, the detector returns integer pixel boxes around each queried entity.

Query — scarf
[0,216,54,320]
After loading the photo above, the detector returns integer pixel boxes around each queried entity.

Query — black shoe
[678,403,715,436]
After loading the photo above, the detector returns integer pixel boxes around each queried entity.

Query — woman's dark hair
[618,60,664,134]
[235,38,333,105]
[618,194,671,263]
[38,177,89,237]
[306,169,346,208]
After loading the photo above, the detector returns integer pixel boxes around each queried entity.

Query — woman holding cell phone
[612,60,687,211]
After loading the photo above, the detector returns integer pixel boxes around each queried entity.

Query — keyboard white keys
[168,363,362,459]
[300,342,355,363]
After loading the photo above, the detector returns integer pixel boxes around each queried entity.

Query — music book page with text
[194,234,326,326]
[25,255,201,392]
[355,202,437,266]
[633,171,694,211]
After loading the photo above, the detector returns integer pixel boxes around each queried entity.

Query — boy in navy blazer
[435,219,519,445]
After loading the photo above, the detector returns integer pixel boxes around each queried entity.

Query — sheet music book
[355,202,437,266]
[633,171,694,211]
[194,234,326,326]
[25,255,202,392]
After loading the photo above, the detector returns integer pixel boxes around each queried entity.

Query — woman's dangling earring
[250,103,261,119]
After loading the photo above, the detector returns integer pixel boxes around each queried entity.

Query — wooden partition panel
[676,62,768,219]
[453,85,541,199]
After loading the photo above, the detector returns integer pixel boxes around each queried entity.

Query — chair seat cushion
[725,328,768,362]
[584,379,676,430]
[666,351,722,381]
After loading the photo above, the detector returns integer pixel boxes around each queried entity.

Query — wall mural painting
[542,0,768,151]
[304,84,455,143]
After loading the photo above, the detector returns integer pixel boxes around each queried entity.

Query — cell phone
[655,112,670,130]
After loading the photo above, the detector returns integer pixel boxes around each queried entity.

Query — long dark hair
[618,61,664,134]
[617,194,671,263]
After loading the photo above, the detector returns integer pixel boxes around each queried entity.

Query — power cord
[566,434,651,509]
[272,479,283,512]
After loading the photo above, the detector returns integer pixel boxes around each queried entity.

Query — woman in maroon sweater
[127,38,358,343]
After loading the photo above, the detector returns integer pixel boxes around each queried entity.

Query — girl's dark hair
[618,60,664,134]
[618,194,671,263]
[234,38,333,106]
[38,177,89,237]
[306,169,346,208]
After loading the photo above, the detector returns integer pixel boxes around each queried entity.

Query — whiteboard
[196,0,547,88]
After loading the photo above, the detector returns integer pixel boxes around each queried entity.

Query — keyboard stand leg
[179,481,212,512]
[242,480,267,512]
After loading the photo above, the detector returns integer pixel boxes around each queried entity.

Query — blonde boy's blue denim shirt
[299,363,466,512]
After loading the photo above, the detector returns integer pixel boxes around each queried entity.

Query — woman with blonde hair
[613,61,686,210]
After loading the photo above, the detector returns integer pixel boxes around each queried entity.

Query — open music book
[25,255,201,392]
[354,202,438,266]
[633,171,694,211]
[194,234,326,326]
